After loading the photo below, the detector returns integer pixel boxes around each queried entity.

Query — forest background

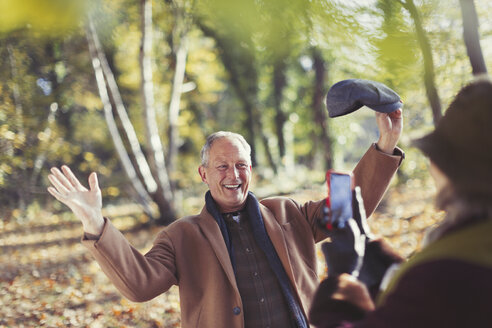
[1,0,491,326]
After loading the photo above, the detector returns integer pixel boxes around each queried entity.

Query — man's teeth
[224,184,240,189]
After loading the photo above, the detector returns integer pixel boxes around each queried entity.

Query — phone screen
[328,172,353,229]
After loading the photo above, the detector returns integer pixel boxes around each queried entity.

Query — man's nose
[226,166,239,178]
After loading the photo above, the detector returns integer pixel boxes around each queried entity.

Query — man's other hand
[376,108,403,154]
[47,166,104,235]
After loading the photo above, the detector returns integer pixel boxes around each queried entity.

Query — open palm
[47,166,104,235]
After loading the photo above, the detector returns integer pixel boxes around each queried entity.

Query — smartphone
[320,170,354,230]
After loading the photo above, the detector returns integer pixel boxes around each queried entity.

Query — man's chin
[222,196,247,211]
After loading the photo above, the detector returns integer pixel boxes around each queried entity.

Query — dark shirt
[224,212,294,328]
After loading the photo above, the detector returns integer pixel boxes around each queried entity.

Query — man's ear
[198,166,207,183]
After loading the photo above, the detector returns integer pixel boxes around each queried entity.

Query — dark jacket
[309,218,492,328]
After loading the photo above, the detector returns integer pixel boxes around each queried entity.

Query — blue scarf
[205,191,308,328]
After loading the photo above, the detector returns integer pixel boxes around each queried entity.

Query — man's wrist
[83,215,105,236]
[376,139,397,155]
[373,143,405,166]
[84,231,101,240]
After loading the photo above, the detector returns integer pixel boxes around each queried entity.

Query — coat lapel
[196,202,298,302]
[259,204,297,289]
[196,207,239,293]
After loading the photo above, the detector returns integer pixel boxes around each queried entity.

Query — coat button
[233,307,241,315]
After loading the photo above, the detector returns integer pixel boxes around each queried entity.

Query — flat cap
[326,79,402,118]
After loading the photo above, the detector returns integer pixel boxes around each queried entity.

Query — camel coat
[82,144,403,328]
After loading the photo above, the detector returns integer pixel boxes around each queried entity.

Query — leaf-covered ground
[1,205,181,328]
[1,178,443,327]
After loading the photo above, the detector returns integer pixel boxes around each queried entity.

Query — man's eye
[217,165,227,170]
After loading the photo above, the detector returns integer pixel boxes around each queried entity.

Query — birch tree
[86,17,155,219]
[139,0,176,223]
[166,0,193,175]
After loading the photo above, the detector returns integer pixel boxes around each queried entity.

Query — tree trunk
[223,53,259,168]
[459,0,488,75]
[86,17,155,218]
[273,60,287,161]
[251,99,278,174]
[31,103,59,185]
[401,0,442,126]
[312,48,332,170]
[88,17,159,194]
[244,70,277,173]
[7,44,24,141]
[167,2,190,176]
[139,0,176,224]
[195,20,280,171]
[195,21,258,166]
[31,43,61,187]
[7,43,27,210]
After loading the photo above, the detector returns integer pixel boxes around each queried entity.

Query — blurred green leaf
[0,0,87,36]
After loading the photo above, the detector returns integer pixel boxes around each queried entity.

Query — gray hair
[200,131,252,167]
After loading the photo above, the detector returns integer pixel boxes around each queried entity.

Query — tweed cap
[413,77,492,199]
[326,79,403,118]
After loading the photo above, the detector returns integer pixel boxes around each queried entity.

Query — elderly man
[47,110,403,328]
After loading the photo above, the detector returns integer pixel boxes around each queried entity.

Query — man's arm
[303,109,404,241]
[81,218,178,302]
[353,109,404,216]
[47,166,177,302]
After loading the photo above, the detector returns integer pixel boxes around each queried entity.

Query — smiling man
[47,111,404,328]
[198,133,252,213]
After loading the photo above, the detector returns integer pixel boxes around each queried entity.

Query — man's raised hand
[375,108,403,154]
[47,166,104,235]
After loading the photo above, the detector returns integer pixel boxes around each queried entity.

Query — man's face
[198,137,252,213]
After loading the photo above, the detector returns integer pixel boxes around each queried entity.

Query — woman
[309,77,492,328]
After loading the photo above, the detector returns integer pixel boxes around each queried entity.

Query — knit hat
[325,79,403,118]
[413,77,492,199]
